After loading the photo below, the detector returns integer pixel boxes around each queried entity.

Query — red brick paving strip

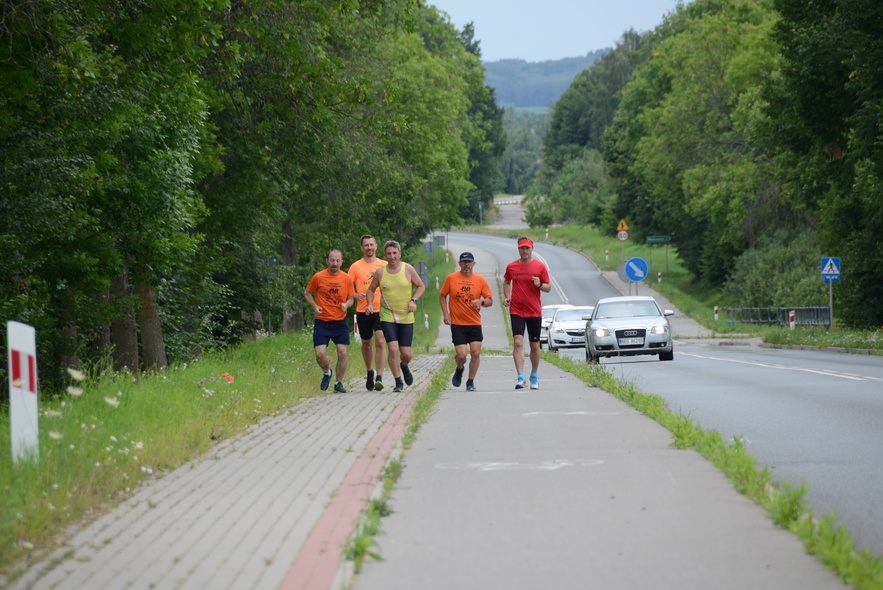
[278,383,422,590]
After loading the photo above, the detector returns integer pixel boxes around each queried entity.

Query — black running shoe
[320,370,333,391]
[374,376,384,391]
[401,363,413,386]
[366,370,375,391]
[451,367,464,387]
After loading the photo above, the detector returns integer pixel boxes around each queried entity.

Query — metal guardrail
[726,306,830,327]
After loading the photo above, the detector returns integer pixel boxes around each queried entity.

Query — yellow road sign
[617,219,629,231]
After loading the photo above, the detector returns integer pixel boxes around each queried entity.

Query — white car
[547,306,595,351]
[540,304,570,346]
[585,296,674,362]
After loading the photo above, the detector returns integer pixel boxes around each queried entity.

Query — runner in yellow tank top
[366,240,425,392]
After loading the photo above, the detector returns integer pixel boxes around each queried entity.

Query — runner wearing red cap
[503,237,550,390]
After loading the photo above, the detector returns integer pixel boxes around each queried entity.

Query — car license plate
[618,337,644,345]
[570,337,583,344]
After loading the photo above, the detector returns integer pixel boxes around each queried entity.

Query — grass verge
[546,352,883,590]
[0,331,321,579]
[343,357,454,573]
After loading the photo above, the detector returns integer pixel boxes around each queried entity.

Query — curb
[280,355,445,590]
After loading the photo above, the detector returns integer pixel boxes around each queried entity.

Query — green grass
[0,332,322,578]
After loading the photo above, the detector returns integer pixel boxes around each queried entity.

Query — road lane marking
[680,352,881,381]
[521,411,621,417]
[435,459,604,472]
[533,252,568,303]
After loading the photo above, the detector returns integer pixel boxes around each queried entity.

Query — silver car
[540,304,570,347]
[547,305,595,351]
[585,296,674,362]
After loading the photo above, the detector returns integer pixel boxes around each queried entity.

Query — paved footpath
[6,355,445,590]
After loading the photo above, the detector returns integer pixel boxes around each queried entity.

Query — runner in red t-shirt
[503,237,550,390]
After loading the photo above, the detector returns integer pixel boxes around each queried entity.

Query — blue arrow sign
[625,257,649,282]
[821,257,841,278]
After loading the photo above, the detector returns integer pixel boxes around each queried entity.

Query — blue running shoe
[452,367,464,388]
[333,382,347,393]
[320,370,333,391]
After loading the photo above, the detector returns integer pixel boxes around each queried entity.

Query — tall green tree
[767,0,883,327]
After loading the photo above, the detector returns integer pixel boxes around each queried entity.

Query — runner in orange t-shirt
[439,251,493,391]
[304,249,355,393]
[348,234,388,391]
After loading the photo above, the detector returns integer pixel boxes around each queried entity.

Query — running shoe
[515,380,527,390]
[401,364,413,386]
[374,377,384,391]
[333,382,347,393]
[451,367,464,388]
[320,370,333,391]
[366,370,375,391]
[392,384,403,393]
[530,375,539,390]
[466,382,476,391]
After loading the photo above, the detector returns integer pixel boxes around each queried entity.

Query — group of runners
[303,235,550,393]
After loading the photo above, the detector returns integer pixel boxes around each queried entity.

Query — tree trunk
[89,290,111,368]
[56,320,79,372]
[281,219,304,333]
[109,273,140,375]
[135,280,168,371]
[241,309,263,341]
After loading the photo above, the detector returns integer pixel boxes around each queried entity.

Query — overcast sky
[429,0,683,62]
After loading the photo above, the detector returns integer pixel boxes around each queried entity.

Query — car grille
[565,329,584,336]
[614,328,646,348]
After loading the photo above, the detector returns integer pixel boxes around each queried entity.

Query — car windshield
[555,308,592,322]
[594,301,660,319]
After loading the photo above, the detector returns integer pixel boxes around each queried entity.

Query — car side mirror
[664,310,674,316]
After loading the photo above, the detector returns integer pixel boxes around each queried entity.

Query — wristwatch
[411,298,418,303]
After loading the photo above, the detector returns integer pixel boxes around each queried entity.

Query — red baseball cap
[517,238,534,248]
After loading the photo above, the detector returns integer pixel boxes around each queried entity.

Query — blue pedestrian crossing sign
[821,257,840,284]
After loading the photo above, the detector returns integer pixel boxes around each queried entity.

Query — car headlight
[552,327,563,333]
[592,328,609,337]
[651,324,668,334]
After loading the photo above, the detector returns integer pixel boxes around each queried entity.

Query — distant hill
[484,50,609,110]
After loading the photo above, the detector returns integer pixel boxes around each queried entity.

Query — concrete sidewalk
[352,355,845,590]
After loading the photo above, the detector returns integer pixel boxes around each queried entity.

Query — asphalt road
[591,343,883,556]
[445,229,883,558]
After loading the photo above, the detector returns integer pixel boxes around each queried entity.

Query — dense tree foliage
[529,0,882,327]
[1,0,505,392]
[766,0,883,326]
[501,109,548,195]
[526,30,651,227]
